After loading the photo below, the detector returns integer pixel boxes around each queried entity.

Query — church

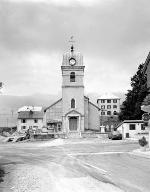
[44,44,100,138]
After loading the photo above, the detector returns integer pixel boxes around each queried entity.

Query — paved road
[0,139,149,192]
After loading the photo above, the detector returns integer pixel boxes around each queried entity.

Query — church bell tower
[61,42,85,137]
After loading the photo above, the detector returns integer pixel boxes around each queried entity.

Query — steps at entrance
[67,132,81,138]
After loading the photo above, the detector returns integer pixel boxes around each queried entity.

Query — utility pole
[142,113,150,148]
[11,109,14,117]
[0,82,3,93]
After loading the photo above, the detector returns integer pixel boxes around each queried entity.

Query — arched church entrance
[69,117,78,131]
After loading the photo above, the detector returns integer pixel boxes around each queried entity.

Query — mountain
[0,92,125,113]
[0,94,60,114]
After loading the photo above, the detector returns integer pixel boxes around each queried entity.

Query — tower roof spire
[69,36,75,53]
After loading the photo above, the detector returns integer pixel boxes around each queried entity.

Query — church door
[69,117,78,131]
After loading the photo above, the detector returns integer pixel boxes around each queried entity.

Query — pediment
[65,109,82,116]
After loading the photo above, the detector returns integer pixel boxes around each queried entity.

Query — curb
[129,151,150,159]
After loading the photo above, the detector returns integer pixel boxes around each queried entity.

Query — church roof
[84,96,100,110]
[44,98,62,112]
[18,111,43,119]
[89,101,101,110]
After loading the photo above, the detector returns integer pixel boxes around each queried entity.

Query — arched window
[70,72,75,82]
[71,98,75,108]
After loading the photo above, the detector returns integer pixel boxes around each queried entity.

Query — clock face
[69,58,76,66]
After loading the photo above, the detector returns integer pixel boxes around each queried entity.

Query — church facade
[44,46,100,137]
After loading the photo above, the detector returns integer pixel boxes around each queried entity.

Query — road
[0,139,150,192]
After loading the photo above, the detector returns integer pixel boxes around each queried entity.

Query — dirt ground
[2,162,123,192]
[0,138,148,192]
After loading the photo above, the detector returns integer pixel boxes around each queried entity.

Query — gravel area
[2,162,123,192]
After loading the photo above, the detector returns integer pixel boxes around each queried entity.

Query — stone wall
[81,132,108,139]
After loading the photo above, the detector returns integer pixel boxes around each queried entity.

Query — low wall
[81,132,108,139]
[32,134,54,140]
[32,133,66,140]
[31,132,108,140]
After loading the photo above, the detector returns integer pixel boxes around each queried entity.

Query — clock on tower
[69,58,76,66]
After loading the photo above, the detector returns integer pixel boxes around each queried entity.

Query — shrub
[138,136,148,147]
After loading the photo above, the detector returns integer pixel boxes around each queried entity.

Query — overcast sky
[0,0,150,96]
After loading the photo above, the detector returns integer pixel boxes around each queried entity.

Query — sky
[0,0,150,96]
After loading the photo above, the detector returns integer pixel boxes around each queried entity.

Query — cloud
[0,51,62,95]
[0,0,150,96]
[7,0,117,7]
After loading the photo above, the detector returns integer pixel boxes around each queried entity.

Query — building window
[141,124,145,130]
[107,100,111,103]
[107,111,111,115]
[101,100,105,103]
[113,105,117,108]
[101,111,105,115]
[34,119,38,123]
[129,124,136,130]
[33,126,38,129]
[58,124,61,132]
[71,98,75,108]
[21,119,26,123]
[70,72,75,82]
[101,105,105,109]
[107,105,111,109]
[21,126,26,129]
[113,111,117,115]
[144,122,148,127]
[113,99,117,103]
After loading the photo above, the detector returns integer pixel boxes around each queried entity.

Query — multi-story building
[97,93,121,132]
[17,106,43,133]
[97,93,120,116]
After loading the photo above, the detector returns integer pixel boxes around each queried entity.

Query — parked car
[12,136,26,142]
[5,137,14,142]
[5,135,26,142]
[108,131,122,140]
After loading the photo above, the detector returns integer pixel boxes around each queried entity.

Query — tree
[119,64,148,121]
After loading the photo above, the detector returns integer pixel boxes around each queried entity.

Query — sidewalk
[130,148,150,159]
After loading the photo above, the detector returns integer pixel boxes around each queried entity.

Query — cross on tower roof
[69,36,75,44]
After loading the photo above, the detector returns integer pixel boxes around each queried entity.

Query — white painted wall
[17,119,43,133]
[61,53,85,135]
[117,122,147,138]
[88,103,100,130]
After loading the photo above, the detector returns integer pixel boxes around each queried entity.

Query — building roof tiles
[18,111,43,119]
